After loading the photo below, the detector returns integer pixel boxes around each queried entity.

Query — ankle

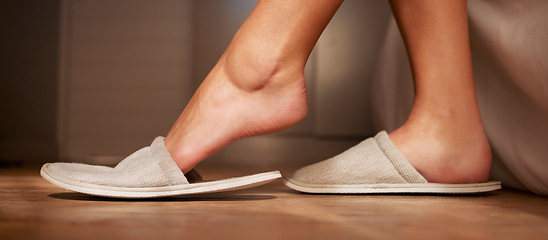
[219,48,309,127]
[222,43,305,93]
[391,115,492,184]
[424,132,491,183]
[166,51,309,173]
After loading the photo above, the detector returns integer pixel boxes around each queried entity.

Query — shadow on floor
[48,192,277,202]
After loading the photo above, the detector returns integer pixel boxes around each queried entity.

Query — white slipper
[40,137,281,198]
[284,131,501,194]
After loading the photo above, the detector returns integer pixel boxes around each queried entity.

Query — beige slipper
[284,131,501,194]
[41,137,281,198]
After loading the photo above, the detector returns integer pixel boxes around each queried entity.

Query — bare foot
[164,53,308,173]
[159,0,345,174]
[389,107,492,184]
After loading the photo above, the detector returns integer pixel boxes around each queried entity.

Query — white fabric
[371,0,548,195]
[44,137,188,188]
[289,131,427,185]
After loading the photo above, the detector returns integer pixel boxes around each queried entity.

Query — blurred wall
[0,1,61,166]
[57,0,194,163]
[314,0,391,136]
[1,0,393,168]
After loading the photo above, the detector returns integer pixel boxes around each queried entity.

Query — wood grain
[1,167,547,240]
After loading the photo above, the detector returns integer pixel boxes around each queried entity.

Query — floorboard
[1,167,547,240]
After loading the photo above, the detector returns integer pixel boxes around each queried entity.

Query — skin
[164,0,344,173]
[164,0,491,183]
[388,0,491,183]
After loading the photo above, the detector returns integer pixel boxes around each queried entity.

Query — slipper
[40,137,281,198]
[284,131,501,194]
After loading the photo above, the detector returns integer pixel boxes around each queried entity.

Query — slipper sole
[284,177,501,194]
[41,164,281,198]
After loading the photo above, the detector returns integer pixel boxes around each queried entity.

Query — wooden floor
[1,167,547,240]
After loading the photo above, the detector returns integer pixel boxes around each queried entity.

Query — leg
[388,0,491,183]
[164,0,344,173]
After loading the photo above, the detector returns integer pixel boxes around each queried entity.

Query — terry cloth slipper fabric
[41,137,281,198]
[284,131,501,194]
